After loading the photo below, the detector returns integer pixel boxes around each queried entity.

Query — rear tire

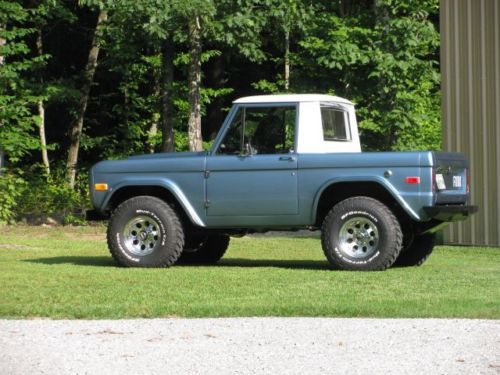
[178,234,230,264]
[394,234,436,267]
[321,197,402,271]
[107,196,184,267]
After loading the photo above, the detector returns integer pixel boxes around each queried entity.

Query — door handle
[279,156,296,161]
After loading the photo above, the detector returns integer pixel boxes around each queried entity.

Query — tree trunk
[339,0,352,17]
[148,121,158,153]
[36,30,50,174]
[373,0,393,149]
[148,74,158,153]
[161,39,175,152]
[187,16,203,152]
[0,23,5,162]
[284,29,290,92]
[206,55,225,139]
[0,23,5,66]
[66,10,107,188]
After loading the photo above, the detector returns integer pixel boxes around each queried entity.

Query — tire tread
[106,196,184,268]
[394,234,435,267]
[178,235,230,264]
[321,196,403,271]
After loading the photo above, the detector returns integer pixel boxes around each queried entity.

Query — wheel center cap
[356,231,370,244]
[139,231,148,240]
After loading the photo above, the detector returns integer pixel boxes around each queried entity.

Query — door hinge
[204,200,211,208]
[204,170,210,178]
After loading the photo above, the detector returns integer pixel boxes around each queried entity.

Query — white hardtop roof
[233,94,353,105]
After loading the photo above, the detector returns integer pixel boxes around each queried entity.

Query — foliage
[0,1,41,161]
[0,170,26,224]
[15,167,89,224]
[297,0,441,151]
[0,0,441,221]
[0,228,498,318]
[0,166,88,225]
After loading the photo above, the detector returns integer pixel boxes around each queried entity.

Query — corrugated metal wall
[440,0,500,246]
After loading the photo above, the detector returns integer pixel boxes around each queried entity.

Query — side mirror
[240,142,256,157]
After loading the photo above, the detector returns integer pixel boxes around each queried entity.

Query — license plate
[436,174,446,190]
[453,175,462,188]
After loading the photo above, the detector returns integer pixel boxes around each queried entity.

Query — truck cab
[223,94,361,154]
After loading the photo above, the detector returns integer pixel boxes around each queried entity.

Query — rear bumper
[423,205,478,222]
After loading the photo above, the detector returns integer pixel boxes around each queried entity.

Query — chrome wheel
[123,215,161,256]
[338,217,379,258]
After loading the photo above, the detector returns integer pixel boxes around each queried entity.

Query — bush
[10,167,90,225]
[0,171,26,224]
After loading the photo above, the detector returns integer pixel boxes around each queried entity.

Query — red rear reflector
[405,176,420,184]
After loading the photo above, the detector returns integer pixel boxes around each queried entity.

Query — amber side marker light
[94,183,109,191]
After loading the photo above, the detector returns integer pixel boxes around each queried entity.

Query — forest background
[0,0,440,224]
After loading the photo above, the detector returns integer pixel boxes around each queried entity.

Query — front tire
[178,234,230,264]
[107,196,184,267]
[394,234,435,267]
[321,197,403,271]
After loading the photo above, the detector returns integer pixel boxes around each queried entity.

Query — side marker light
[94,183,109,191]
[405,176,420,185]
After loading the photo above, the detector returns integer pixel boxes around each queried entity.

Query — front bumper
[423,205,478,222]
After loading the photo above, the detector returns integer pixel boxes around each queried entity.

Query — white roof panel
[233,94,353,105]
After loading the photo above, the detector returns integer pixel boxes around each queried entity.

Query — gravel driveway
[1,318,499,375]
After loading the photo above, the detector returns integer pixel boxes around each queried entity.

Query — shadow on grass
[24,256,115,267]
[216,258,330,270]
[24,256,330,270]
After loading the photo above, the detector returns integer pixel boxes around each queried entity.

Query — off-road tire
[321,196,403,271]
[178,235,230,264]
[394,233,436,267]
[107,196,184,267]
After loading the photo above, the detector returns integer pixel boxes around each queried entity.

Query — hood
[92,151,207,174]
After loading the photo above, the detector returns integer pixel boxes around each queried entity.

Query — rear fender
[312,176,421,222]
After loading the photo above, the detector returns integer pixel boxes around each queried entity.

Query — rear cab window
[320,104,351,142]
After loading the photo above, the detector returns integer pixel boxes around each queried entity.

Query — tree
[1,0,442,207]
[267,0,313,91]
[97,0,178,154]
[66,7,107,187]
[28,0,74,174]
[35,27,50,174]
[160,38,175,152]
[186,16,204,151]
[0,0,40,163]
[174,1,215,152]
[298,0,440,151]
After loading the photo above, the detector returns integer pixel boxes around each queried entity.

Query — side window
[218,108,243,154]
[217,106,296,155]
[321,105,351,141]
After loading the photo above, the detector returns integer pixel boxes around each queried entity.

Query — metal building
[440,0,500,246]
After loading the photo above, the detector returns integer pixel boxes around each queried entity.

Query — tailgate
[432,152,469,204]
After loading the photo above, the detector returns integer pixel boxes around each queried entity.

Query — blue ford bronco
[88,94,477,271]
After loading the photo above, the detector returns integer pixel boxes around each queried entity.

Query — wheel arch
[313,178,418,230]
[104,180,205,227]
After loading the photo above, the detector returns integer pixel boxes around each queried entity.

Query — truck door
[206,104,298,217]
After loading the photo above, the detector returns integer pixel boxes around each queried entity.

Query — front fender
[311,176,422,222]
[100,177,206,227]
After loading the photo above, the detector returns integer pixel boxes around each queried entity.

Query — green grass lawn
[0,225,498,319]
